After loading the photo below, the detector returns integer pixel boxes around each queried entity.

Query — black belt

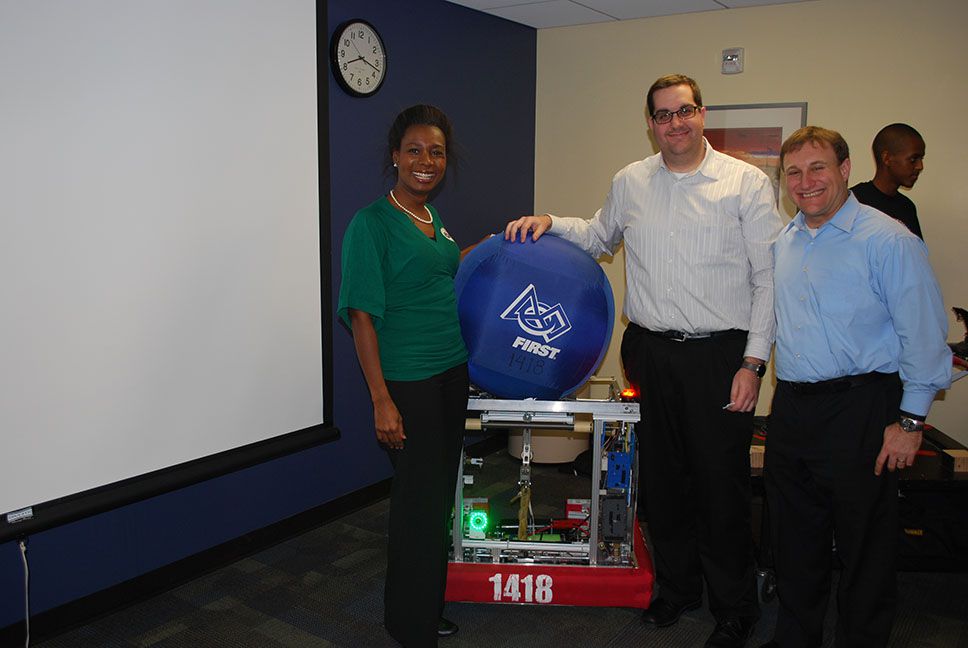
[778,371,895,395]
[639,326,747,342]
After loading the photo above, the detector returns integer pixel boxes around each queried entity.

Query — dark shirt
[850,180,923,240]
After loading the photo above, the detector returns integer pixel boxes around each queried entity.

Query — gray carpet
[36,450,968,648]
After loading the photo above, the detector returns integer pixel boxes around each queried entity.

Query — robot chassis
[445,390,654,608]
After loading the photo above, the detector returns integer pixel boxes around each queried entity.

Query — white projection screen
[0,0,323,520]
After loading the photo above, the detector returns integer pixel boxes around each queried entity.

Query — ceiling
[444,0,811,29]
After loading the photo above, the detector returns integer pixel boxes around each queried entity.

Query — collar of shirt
[648,138,720,181]
[787,193,861,237]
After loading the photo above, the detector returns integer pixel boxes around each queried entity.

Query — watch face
[900,417,923,432]
[331,20,386,97]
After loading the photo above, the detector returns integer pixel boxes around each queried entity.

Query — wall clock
[330,19,387,97]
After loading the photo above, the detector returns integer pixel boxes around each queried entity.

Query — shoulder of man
[612,154,660,183]
[704,145,771,181]
[894,191,916,208]
[852,200,919,241]
[849,180,872,195]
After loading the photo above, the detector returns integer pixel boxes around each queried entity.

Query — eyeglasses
[651,104,701,124]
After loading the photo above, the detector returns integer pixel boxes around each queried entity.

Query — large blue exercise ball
[455,234,614,400]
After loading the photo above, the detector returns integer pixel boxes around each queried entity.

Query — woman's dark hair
[385,104,458,175]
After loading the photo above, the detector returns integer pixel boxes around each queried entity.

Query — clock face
[330,20,386,97]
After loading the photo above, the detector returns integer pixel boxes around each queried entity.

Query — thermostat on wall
[722,47,744,74]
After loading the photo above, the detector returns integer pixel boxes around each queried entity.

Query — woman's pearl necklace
[389,190,433,224]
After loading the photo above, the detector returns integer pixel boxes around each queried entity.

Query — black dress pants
[765,374,901,648]
[622,324,759,620]
[383,363,469,648]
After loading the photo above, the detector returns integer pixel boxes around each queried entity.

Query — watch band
[899,409,925,422]
[740,360,766,378]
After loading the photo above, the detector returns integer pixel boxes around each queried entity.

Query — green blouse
[337,196,468,381]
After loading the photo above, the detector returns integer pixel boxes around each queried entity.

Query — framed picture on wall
[704,103,807,215]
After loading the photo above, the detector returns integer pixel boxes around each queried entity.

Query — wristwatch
[899,415,925,433]
[740,360,767,378]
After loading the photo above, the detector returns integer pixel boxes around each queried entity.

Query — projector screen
[0,0,323,520]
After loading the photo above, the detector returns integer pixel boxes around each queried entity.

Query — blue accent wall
[0,0,534,629]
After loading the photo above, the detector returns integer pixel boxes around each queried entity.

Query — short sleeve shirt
[337,196,467,380]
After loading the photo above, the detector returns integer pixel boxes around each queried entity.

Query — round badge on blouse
[441,228,454,242]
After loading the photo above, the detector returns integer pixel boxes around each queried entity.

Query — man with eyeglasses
[506,74,783,648]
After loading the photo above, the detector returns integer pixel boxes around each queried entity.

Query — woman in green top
[338,105,469,647]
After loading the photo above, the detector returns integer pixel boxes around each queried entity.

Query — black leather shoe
[642,597,702,627]
[705,616,756,648]
[437,617,458,638]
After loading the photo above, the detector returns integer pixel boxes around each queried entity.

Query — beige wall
[535,0,968,444]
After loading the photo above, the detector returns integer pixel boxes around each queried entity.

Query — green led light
[467,510,488,532]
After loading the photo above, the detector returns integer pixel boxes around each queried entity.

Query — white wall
[534,0,968,444]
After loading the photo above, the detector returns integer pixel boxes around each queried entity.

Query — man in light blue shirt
[761,126,950,648]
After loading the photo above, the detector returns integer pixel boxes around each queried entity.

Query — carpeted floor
[34,450,968,648]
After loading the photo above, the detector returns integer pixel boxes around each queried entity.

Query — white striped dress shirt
[549,141,784,362]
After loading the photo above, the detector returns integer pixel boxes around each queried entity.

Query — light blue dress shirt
[774,194,951,417]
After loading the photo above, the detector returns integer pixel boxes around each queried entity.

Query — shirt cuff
[743,339,772,364]
[899,392,934,420]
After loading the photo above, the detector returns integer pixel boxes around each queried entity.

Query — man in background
[850,123,926,239]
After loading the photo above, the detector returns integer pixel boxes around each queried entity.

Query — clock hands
[345,37,380,72]
[342,55,379,77]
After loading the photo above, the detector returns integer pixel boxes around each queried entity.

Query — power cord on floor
[19,538,30,648]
